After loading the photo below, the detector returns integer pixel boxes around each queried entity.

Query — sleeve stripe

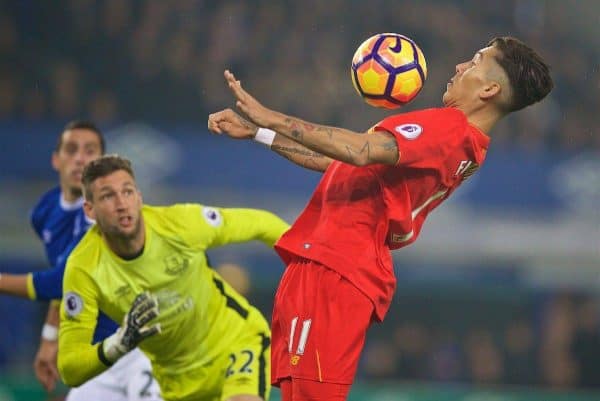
[26,273,37,300]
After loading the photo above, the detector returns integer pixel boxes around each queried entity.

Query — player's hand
[102,292,161,363]
[208,108,258,139]
[223,69,277,128]
[33,338,59,392]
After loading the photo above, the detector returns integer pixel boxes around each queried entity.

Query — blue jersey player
[0,121,162,401]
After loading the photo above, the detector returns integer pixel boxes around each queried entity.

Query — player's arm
[210,70,399,166]
[58,263,160,386]
[220,208,290,247]
[269,116,398,167]
[0,259,68,301]
[0,272,30,298]
[270,133,334,172]
[208,108,333,172]
[58,264,109,387]
[34,301,61,392]
[192,206,289,249]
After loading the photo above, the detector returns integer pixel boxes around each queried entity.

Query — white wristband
[253,128,276,147]
[102,330,128,363]
[41,324,58,341]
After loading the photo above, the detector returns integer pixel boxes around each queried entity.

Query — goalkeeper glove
[99,292,161,365]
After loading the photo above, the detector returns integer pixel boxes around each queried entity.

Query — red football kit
[272,107,490,388]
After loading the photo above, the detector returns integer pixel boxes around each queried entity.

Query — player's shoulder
[35,186,62,208]
[66,226,102,271]
[373,107,469,141]
[143,203,218,237]
[30,187,66,236]
[379,107,466,127]
[417,107,466,119]
[143,203,204,223]
[30,187,61,226]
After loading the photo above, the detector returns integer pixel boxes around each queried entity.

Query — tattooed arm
[271,134,333,172]
[207,108,333,172]
[270,117,398,166]
[218,70,399,166]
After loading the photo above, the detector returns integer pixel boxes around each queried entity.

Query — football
[351,33,427,109]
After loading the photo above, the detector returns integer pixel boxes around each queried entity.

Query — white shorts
[66,348,162,401]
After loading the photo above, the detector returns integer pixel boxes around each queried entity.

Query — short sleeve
[374,108,468,170]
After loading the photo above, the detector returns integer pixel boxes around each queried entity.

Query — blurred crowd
[0,0,597,150]
[361,291,600,390]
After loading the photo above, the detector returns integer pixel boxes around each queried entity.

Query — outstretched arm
[211,207,290,248]
[0,273,30,298]
[211,70,399,167]
[208,108,333,172]
[0,260,67,301]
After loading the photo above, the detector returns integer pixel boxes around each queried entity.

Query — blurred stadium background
[0,0,598,400]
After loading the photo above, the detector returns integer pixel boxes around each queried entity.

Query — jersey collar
[59,193,84,211]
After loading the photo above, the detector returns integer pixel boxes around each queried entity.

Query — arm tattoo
[285,118,337,142]
[317,126,335,140]
[285,118,304,141]
[271,145,325,158]
[345,141,371,163]
[271,144,328,171]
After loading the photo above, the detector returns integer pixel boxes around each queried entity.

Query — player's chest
[321,163,382,203]
[98,247,204,314]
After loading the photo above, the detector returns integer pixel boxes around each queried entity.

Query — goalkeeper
[58,154,289,401]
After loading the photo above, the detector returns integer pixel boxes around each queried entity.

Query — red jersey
[274,107,490,321]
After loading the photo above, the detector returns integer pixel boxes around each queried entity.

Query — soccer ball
[351,33,427,109]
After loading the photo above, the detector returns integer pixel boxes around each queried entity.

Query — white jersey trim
[392,189,448,243]
[60,194,85,211]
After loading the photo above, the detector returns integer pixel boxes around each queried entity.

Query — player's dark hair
[56,120,106,153]
[82,154,135,200]
[487,36,553,112]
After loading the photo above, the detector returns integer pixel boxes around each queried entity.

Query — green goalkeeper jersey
[58,204,288,399]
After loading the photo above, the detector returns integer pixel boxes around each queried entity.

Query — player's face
[52,129,103,199]
[442,45,502,107]
[86,170,143,241]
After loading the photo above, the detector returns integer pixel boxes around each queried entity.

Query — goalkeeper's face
[85,169,144,242]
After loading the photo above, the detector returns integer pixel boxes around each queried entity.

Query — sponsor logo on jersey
[290,355,301,366]
[42,229,52,244]
[64,291,83,318]
[202,207,223,227]
[164,254,190,276]
[395,123,423,140]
